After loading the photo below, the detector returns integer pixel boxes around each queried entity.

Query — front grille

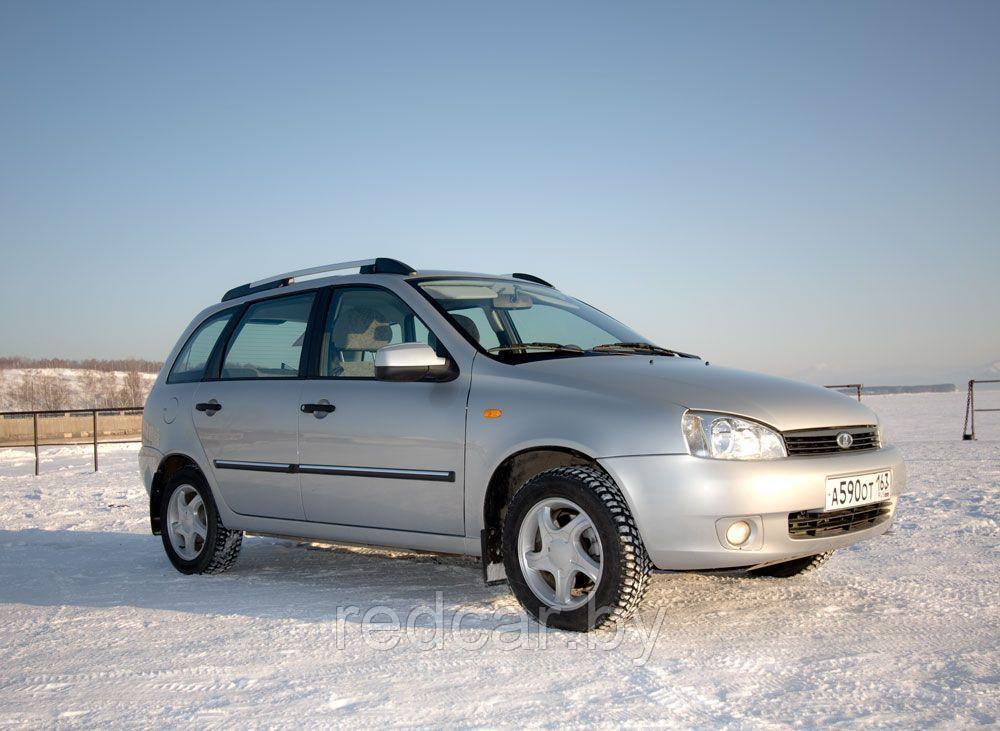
[783,426,880,456]
[788,500,893,539]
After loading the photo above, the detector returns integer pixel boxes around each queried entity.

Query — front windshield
[415,278,654,358]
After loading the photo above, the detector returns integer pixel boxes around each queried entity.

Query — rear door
[192,291,316,520]
[297,285,469,535]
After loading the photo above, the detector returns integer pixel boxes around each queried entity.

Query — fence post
[93,409,99,472]
[970,381,976,441]
[824,384,863,401]
[33,412,39,476]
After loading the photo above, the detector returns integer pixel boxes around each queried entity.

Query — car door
[192,290,316,520]
[297,285,469,535]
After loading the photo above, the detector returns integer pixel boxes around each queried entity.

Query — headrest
[331,306,393,351]
[451,313,480,343]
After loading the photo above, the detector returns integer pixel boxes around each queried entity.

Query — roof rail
[511,272,554,288]
[221,257,415,302]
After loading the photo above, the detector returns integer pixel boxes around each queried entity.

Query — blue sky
[1,1,997,384]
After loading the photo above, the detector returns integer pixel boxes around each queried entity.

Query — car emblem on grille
[836,432,854,449]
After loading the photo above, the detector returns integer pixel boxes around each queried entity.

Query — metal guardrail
[963,379,1000,440]
[0,407,144,475]
[825,384,863,401]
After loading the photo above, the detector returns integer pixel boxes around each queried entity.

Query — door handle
[301,403,336,414]
[195,401,222,413]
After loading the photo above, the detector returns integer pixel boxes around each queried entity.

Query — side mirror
[375,343,453,382]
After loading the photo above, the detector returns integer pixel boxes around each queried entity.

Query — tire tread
[162,467,243,575]
[749,551,832,578]
[201,511,243,574]
[508,465,653,630]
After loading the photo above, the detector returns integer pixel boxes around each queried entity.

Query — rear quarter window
[167,310,235,384]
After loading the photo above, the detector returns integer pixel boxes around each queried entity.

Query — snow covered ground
[1,392,997,728]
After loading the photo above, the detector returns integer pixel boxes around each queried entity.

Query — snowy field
[0,368,156,412]
[1,391,997,728]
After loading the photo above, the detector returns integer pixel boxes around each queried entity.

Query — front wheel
[160,467,243,575]
[502,466,652,632]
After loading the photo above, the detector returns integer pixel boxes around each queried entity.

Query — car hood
[516,355,877,432]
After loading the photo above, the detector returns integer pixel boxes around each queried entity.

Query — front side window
[416,278,649,358]
[221,292,315,379]
[320,288,435,378]
[168,309,235,383]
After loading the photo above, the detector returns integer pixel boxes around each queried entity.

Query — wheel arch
[149,453,205,534]
[479,445,608,583]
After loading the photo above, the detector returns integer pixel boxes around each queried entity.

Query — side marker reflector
[483,408,502,419]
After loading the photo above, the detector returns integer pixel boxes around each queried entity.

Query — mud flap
[480,528,507,585]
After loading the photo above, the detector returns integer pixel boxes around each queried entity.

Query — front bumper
[599,445,906,571]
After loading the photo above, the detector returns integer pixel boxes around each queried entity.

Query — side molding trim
[213,459,455,483]
[213,459,295,473]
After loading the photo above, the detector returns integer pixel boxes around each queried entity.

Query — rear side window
[167,310,235,384]
[221,293,315,379]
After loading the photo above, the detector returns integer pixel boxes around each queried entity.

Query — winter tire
[160,467,243,575]
[748,551,833,578]
[502,465,652,632]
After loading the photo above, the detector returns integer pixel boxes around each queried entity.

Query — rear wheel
[748,551,833,578]
[502,466,652,632]
[160,467,243,575]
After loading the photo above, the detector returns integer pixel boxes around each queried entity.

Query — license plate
[825,470,891,511]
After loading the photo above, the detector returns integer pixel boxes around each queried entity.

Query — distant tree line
[0,356,162,373]
[0,366,156,412]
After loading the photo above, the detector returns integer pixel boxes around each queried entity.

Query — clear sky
[1,1,997,385]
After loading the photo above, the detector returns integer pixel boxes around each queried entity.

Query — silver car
[140,257,906,631]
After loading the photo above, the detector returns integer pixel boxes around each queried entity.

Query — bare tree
[14,370,39,410]
[35,372,71,410]
[96,372,119,408]
[79,370,102,408]
[117,369,148,407]
[0,371,13,410]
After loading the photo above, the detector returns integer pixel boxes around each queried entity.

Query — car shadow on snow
[0,528,523,622]
[0,527,864,634]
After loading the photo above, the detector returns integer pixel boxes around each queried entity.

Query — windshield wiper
[489,342,584,354]
[590,342,701,359]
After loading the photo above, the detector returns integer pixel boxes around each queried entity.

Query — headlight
[682,411,787,460]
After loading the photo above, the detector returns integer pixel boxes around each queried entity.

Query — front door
[192,291,316,520]
[297,286,469,535]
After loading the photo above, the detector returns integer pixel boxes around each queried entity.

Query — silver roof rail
[222,257,415,302]
[510,272,554,288]
[250,259,375,288]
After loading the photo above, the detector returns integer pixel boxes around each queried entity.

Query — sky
[1,1,998,385]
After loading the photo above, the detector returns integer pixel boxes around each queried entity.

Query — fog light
[726,520,752,546]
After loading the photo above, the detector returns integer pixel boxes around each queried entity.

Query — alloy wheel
[517,497,603,610]
[166,484,208,561]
